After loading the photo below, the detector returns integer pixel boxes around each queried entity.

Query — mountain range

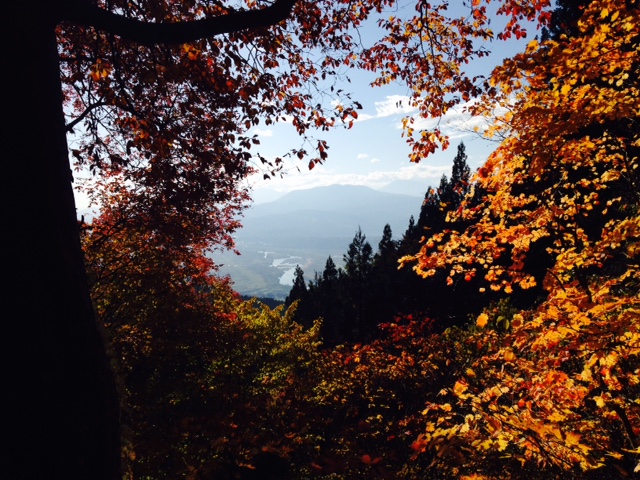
[212,184,424,300]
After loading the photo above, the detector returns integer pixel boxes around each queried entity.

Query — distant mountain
[213,185,423,300]
[238,184,422,245]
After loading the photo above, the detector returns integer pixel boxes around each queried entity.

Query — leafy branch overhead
[63,0,556,257]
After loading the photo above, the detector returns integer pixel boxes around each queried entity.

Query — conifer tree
[285,265,307,306]
[284,265,310,325]
[446,142,472,207]
[369,224,401,332]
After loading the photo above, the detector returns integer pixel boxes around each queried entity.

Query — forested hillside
[20,0,638,478]
[284,142,492,345]
[214,184,422,300]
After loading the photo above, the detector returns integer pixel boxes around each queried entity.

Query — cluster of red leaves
[60,0,558,250]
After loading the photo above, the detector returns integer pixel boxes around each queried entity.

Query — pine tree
[322,256,340,284]
[447,141,472,206]
[340,228,374,341]
[343,227,373,279]
[284,265,310,326]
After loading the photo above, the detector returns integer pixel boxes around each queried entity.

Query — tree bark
[1,1,297,478]
[3,3,121,479]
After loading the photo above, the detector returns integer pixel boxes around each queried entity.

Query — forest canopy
[6,0,638,479]
[81,0,640,478]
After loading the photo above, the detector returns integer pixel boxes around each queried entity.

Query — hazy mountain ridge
[238,184,422,240]
[214,185,424,299]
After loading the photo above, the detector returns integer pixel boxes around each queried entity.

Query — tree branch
[63,0,298,47]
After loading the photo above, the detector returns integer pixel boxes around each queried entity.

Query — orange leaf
[477,313,489,328]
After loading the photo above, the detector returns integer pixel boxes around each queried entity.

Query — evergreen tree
[285,265,311,326]
[316,256,346,344]
[285,143,483,339]
[343,227,373,279]
[285,265,307,305]
[447,141,472,206]
[369,224,401,333]
[322,256,340,284]
[398,215,419,255]
[375,224,397,262]
[541,0,592,41]
[341,227,374,341]
[416,185,442,234]
[396,142,482,324]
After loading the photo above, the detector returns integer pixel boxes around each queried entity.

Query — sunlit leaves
[392,1,640,476]
[65,1,640,478]
[406,0,639,297]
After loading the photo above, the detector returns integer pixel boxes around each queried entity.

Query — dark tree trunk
[1,1,299,478]
[3,3,121,479]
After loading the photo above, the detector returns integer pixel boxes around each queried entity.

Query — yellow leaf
[503,350,516,363]
[547,411,566,422]
[497,436,509,451]
[600,8,609,18]
[477,313,489,328]
[479,439,493,450]
[454,380,468,397]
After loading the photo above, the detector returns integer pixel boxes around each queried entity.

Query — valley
[212,184,423,299]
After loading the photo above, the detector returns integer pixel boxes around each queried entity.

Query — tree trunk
[3,4,121,479]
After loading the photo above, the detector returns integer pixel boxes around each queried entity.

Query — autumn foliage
[399,0,640,476]
[74,0,640,478]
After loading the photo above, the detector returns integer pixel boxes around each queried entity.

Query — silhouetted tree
[341,227,374,340]
[315,256,346,344]
[541,0,592,41]
[285,265,311,326]
[369,224,401,333]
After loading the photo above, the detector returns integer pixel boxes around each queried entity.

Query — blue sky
[243,8,537,204]
[244,88,503,203]
[73,3,541,211]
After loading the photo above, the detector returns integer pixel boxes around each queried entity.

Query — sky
[244,88,502,204]
[240,5,538,204]
[72,2,540,210]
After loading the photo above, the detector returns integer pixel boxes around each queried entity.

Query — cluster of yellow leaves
[404,0,640,477]
[415,270,640,476]
[405,0,640,297]
[362,0,554,162]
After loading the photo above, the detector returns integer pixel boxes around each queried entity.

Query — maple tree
[82,203,324,477]
[404,0,639,296]
[72,1,640,474]
[4,1,305,478]
[4,0,562,477]
[400,0,640,476]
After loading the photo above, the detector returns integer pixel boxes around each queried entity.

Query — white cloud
[248,160,450,199]
[253,128,274,137]
[405,98,515,141]
[355,113,375,121]
[374,94,417,118]
[357,153,369,159]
